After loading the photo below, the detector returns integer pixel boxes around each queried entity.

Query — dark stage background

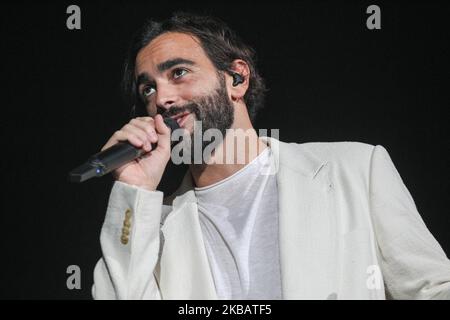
[1,1,449,299]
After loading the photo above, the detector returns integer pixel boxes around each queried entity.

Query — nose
[154,84,180,111]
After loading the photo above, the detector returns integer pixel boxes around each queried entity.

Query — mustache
[159,101,202,120]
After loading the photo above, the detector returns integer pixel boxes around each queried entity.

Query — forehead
[135,32,212,75]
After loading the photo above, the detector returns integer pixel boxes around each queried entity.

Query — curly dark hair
[121,12,266,124]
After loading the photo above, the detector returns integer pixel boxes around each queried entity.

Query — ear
[226,59,250,102]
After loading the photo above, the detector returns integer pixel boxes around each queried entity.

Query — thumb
[154,114,171,151]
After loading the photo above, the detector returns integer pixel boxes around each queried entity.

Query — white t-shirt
[195,147,282,299]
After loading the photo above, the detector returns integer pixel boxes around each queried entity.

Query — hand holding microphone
[68,114,179,191]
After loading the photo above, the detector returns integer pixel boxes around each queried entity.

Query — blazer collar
[259,136,326,179]
[167,136,327,206]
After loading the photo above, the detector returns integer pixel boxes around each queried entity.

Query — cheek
[179,80,198,99]
[185,73,219,97]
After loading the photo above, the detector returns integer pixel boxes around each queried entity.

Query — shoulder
[279,140,389,178]
[281,141,395,197]
[297,141,377,163]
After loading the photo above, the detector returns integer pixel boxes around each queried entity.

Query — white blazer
[92,138,450,299]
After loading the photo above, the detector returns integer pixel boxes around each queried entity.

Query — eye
[142,86,156,98]
[173,68,188,79]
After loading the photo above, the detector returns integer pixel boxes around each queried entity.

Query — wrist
[116,178,157,192]
[136,183,157,192]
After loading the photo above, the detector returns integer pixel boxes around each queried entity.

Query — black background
[1,0,449,299]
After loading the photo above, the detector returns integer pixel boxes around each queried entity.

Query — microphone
[68,117,180,183]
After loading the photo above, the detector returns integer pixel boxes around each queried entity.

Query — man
[92,12,450,299]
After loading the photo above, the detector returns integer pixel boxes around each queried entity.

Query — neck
[189,108,267,188]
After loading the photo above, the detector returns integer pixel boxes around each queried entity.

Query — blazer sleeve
[369,145,450,299]
[92,181,168,300]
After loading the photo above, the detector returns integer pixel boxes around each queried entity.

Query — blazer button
[120,235,129,245]
[123,209,132,226]
[120,209,132,245]
[123,220,131,228]
[121,227,130,236]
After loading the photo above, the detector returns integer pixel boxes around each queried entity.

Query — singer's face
[135,32,235,138]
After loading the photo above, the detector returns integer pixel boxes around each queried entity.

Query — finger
[102,130,144,151]
[137,116,155,122]
[121,125,153,151]
[154,114,171,151]
[130,118,158,143]
[122,124,149,143]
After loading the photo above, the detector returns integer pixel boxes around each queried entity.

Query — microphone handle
[90,141,147,175]
[68,117,179,183]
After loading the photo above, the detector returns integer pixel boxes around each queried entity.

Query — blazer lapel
[158,175,217,299]
[262,137,339,299]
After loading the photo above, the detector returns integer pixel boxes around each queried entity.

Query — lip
[170,112,191,127]
[170,111,190,120]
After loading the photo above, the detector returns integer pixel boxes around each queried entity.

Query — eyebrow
[157,58,195,73]
[136,58,196,88]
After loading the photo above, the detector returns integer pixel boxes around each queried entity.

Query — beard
[160,73,234,163]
